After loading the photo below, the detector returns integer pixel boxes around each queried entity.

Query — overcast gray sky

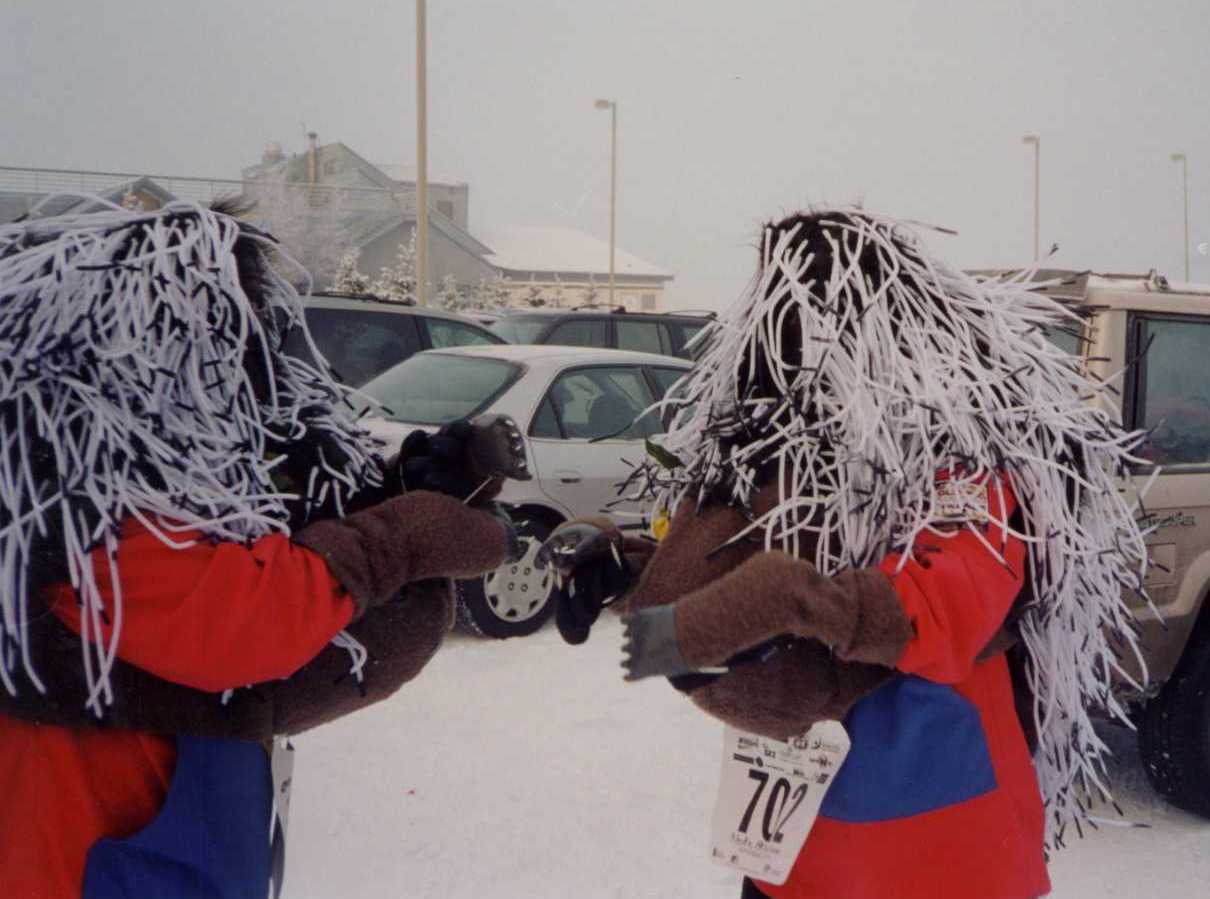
[3,0,1208,308]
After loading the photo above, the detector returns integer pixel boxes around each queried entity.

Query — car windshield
[360,353,520,425]
[490,317,548,344]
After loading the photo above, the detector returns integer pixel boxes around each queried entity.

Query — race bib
[709,720,850,885]
[934,479,989,523]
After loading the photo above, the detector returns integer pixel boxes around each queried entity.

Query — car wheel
[1139,633,1210,819]
[456,514,557,638]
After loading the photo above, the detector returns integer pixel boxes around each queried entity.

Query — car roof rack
[313,291,416,307]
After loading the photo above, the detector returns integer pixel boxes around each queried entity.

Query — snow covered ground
[285,615,1210,898]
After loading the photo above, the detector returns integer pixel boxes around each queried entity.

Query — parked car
[283,292,504,386]
[357,345,692,638]
[489,307,714,360]
[1028,269,1210,818]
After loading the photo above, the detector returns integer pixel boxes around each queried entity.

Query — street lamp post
[595,99,617,306]
[1172,152,1189,282]
[415,0,428,305]
[1022,135,1040,262]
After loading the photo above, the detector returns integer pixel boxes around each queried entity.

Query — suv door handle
[555,470,582,484]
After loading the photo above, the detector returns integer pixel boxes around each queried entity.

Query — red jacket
[758,483,1050,899]
[0,519,354,899]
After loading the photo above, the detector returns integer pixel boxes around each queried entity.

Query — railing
[0,164,413,210]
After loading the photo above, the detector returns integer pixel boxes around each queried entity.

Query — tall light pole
[415,0,428,305]
[595,99,617,306]
[1022,134,1040,262]
[1172,152,1189,282]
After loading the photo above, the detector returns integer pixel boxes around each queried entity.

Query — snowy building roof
[477,225,672,280]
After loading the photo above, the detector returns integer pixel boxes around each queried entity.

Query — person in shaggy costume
[0,201,522,899]
[540,210,1153,899]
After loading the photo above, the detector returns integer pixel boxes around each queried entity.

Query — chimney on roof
[307,132,319,186]
[262,142,285,166]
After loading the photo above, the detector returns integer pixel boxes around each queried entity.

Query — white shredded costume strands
[634,210,1157,843]
[0,199,382,715]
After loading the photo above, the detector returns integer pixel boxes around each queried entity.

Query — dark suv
[283,292,503,386]
[489,307,713,360]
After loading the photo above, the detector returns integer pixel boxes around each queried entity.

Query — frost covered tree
[332,249,371,294]
[470,277,495,311]
[437,274,464,311]
[491,273,512,308]
[371,231,418,304]
[546,275,566,309]
[521,277,546,308]
[466,273,512,311]
[581,275,600,307]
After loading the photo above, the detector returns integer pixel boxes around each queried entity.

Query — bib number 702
[738,769,809,844]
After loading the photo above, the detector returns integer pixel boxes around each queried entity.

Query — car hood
[360,417,433,455]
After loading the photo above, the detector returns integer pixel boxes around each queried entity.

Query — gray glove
[621,605,694,681]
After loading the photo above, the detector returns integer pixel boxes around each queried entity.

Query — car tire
[1139,633,1210,819]
[456,514,557,639]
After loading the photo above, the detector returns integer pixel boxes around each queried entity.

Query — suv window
[1044,323,1082,355]
[1132,315,1210,466]
[287,307,421,386]
[547,319,608,348]
[491,317,549,344]
[616,319,672,355]
[663,319,711,359]
[543,367,659,440]
[424,317,499,349]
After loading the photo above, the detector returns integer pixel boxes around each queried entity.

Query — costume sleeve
[881,482,1025,685]
[50,522,356,693]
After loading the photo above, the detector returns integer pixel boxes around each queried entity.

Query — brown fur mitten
[624,500,761,612]
[687,641,895,741]
[1,579,458,739]
[271,578,456,733]
[674,551,914,670]
[293,490,511,616]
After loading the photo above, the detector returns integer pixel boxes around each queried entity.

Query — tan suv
[1033,269,1210,818]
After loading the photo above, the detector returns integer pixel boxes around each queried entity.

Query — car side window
[530,396,561,439]
[544,367,658,440]
[287,308,421,386]
[424,318,498,348]
[616,320,671,355]
[546,319,608,348]
[1133,315,1210,466]
[648,366,692,428]
[649,367,687,397]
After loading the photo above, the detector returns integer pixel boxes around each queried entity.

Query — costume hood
[641,209,1156,839]
[0,199,382,711]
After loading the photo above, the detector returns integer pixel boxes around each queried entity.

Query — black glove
[399,421,483,501]
[621,606,694,681]
[398,416,530,503]
[536,522,633,645]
